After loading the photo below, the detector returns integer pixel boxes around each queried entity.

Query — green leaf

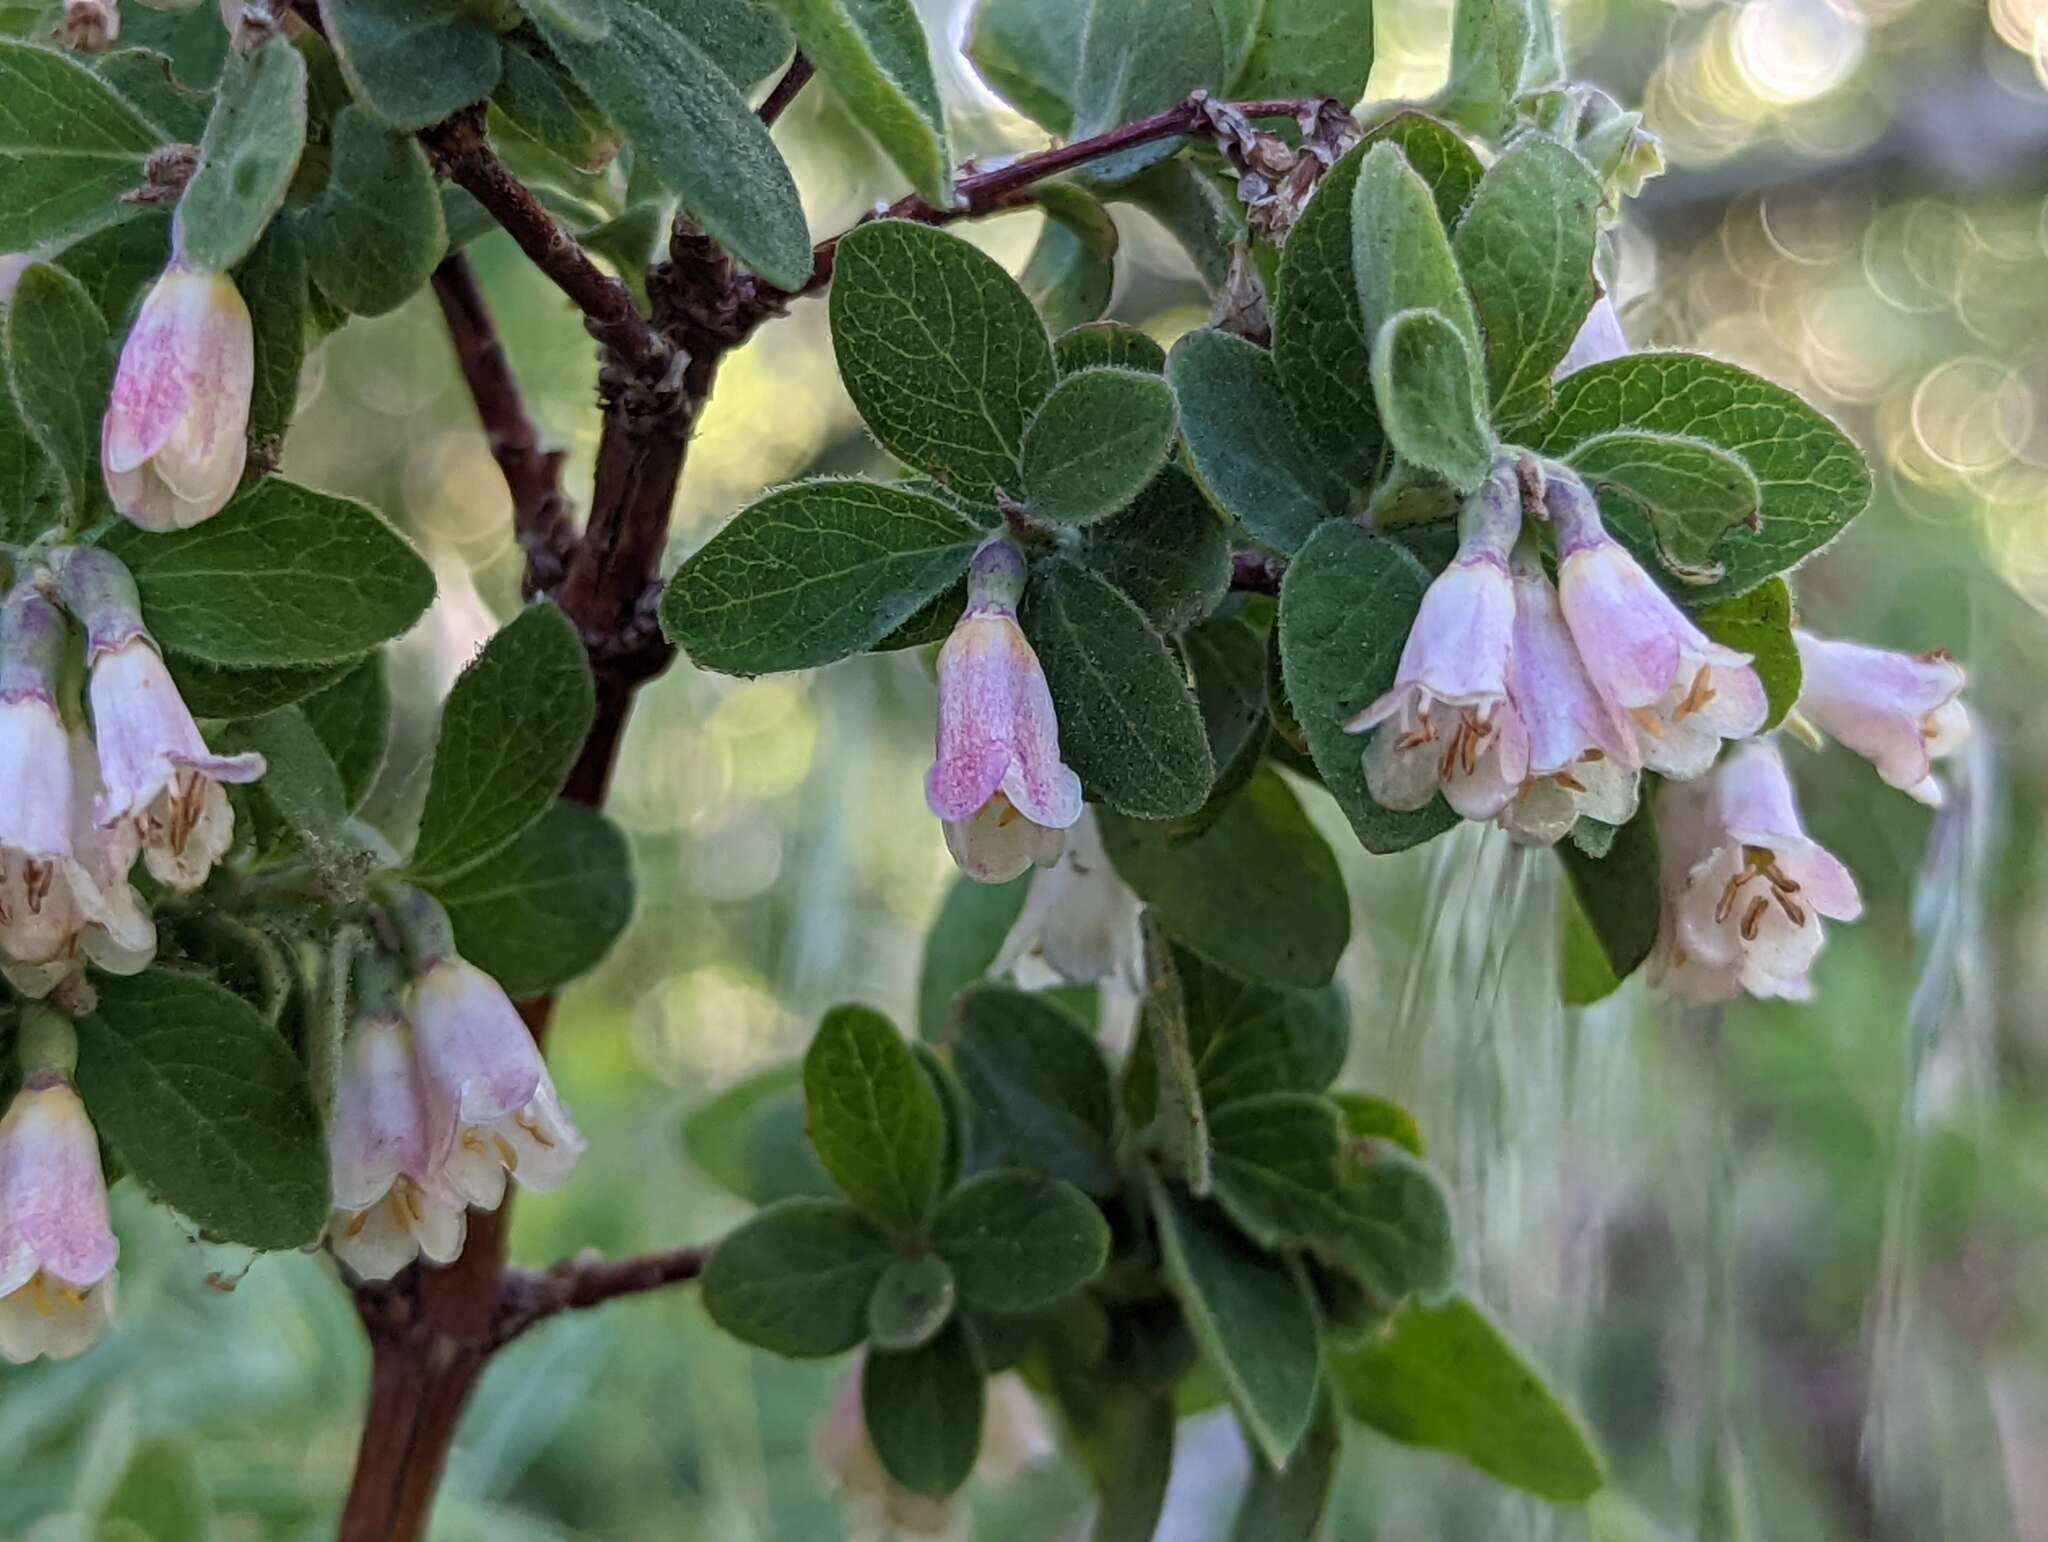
[1056,320,1165,377]
[98,1435,209,1542]
[1371,306,1494,492]
[964,0,1081,132]
[221,704,347,851]
[1524,353,1873,602]
[701,1197,895,1356]
[768,0,950,205]
[0,40,161,253]
[1230,1391,1340,1542]
[1169,328,1348,555]
[863,1317,987,1497]
[1351,141,1481,356]
[299,652,388,811]
[52,208,172,326]
[1020,182,1118,333]
[435,802,635,997]
[166,655,354,720]
[409,602,596,884]
[1139,917,1211,1194]
[683,1063,835,1205]
[660,479,983,675]
[1278,520,1459,853]
[1083,1395,1176,1542]
[1184,949,1348,1107]
[236,220,310,450]
[493,31,621,171]
[1332,1091,1425,1157]
[917,872,1031,1039]
[174,39,306,272]
[1233,0,1373,100]
[1696,577,1800,730]
[74,968,328,1250]
[1147,1173,1322,1468]
[930,1169,1110,1312]
[868,1252,957,1351]
[1183,617,1271,806]
[804,1003,946,1231]
[4,262,112,520]
[1452,134,1600,427]
[1555,791,1660,992]
[94,47,212,142]
[1076,465,1231,634]
[830,221,1056,502]
[1566,430,1764,585]
[1438,0,1545,140]
[1021,367,1178,527]
[1019,557,1213,819]
[303,106,447,317]
[951,983,1117,1194]
[662,0,801,88]
[1111,157,1243,288]
[532,0,811,289]
[1331,1294,1605,1502]
[99,476,435,667]
[1100,768,1349,989]
[317,0,502,132]
[1069,0,1227,183]
[1559,878,1620,1007]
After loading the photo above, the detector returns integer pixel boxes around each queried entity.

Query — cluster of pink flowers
[0,1012,118,1362]
[924,541,1083,884]
[0,548,264,999]
[323,890,584,1280]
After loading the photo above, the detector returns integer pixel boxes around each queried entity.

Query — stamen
[1774,890,1807,925]
[28,1276,52,1317]
[1739,895,1769,941]
[22,859,52,914]
[1553,771,1587,793]
[494,1135,520,1171]
[1715,875,1746,924]
[1580,748,1607,763]
[515,1111,558,1150]
[400,1181,425,1223]
[346,1209,371,1238]
[1629,707,1666,740]
[461,1130,487,1155]
[1674,667,1716,722]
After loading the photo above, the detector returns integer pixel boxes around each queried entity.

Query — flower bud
[1650,739,1862,1003]
[61,547,264,890]
[52,0,119,51]
[926,542,1083,884]
[1498,547,1640,846]
[101,261,254,530]
[1792,631,1968,807]
[0,1033,119,1363]
[1545,472,1766,777]
[1346,461,1528,819]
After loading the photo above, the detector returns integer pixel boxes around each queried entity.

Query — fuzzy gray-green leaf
[804,1003,946,1231]
[1021,367,1178,526]
[701,1197,895,1356]
[303,107,447,317]
[318,0,501,131]
[1372,307,1494,492]
[174,40,306,272]
[1566,429,1763,583]
[0,40,162,253]
[4,262,111,521]
[769,0,950,204]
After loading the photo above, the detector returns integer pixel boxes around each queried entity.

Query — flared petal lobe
[1794,631,1968,806]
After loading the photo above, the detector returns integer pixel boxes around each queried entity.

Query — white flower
[410,957,583,1211]
[1792,631,1969,806]
[1545,472,1766,776]
[927,542,1083,884]
[325,1012,467,1282]
[0,1075,118,1363]
[1498,548,1641,847]
[1650,740,1863,1003]
[1347,462,1528,819]
[994,808,1143,989]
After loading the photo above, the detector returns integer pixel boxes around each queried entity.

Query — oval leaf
[174,39,307,272]
[303,106,447,317]
[951,984,1117,1195]
[1371,306,1494,492]
[318,0,502,132]
[1020,366,1178,526]
[863,1317,987,1497]
[701,1197,895,1357]
[4,262,112,520]
[804,1003,946,1232]
[771,0,951,205]
[0,40,162,252]
[929,1169,1110,1313]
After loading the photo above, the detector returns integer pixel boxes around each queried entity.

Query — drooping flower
[1498,546,1641,846]
[1346,461,1529,819]
[58,546,264,891]
[100,261,253,530]
[53,0,119,50]
[1650,739,1862,1003]
[324,991,467,1282]
[925,541,1083,884]
[0,1015,118,1363]
[994,807,1143,990]
[1545,472,1766,777]
[1792,630,1969,806]
[0,585,154,995]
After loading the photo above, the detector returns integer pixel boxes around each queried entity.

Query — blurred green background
[10,0,2048,1536]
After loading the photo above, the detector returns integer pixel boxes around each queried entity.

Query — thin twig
[429,253,574,593]
[493,1244,714,1347]
[419,108,669,377]
[796,92,1333,295]
[757,51,814,127]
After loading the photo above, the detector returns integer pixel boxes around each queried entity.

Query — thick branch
[494,1244,713,1347]
[430,254,573,592]
[798,92,1331,295]
[419,108,669,377]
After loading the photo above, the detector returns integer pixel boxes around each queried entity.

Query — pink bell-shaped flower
[101,261,253,530]
[1346,462,1529,819]
[1498,546,1641,846]
[58,547,263,891]
[1792,631,1969,806]
[925,541,1083,883]
[325,978,467,1282]
[1650,739,1862,1003]
[0,1015,118,1362]
[1544,472,1766,777]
